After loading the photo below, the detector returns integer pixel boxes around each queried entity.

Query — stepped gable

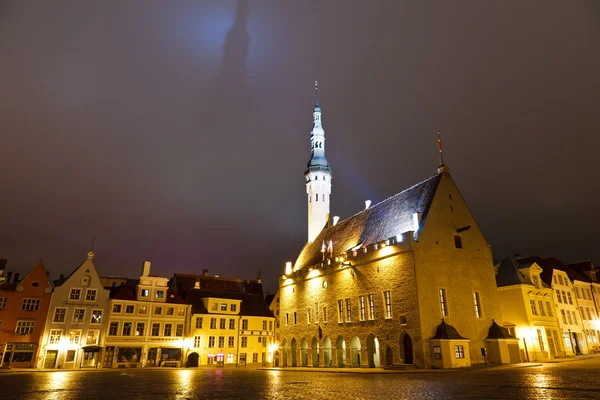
[495,258,535,287]
[111,281,187,304]
[295,173,442,269]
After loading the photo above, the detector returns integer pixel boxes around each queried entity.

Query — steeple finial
[314,80,319,107]
[437,130,444,167]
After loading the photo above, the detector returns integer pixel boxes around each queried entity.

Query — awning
[81,345,102,352]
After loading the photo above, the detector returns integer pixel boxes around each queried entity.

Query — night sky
[1,1,599,294]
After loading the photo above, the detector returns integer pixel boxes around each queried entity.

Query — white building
[39,252,110,369]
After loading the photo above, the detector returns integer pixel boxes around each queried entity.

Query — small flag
[327,239,333,253]
[321,240,326,253]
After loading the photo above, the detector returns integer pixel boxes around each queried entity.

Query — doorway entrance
[44,350,58,368]
[402,333,413,364]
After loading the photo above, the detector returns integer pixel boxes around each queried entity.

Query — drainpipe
[523,337,530,362]
[235,315,241,367]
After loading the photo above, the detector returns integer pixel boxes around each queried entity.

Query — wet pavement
[2,357,600,399]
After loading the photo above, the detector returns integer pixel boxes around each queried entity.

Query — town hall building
[278,89,518,369]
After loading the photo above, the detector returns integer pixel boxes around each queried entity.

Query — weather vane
[437,130,444,167]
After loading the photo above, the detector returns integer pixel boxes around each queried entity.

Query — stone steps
[384,364,416,370]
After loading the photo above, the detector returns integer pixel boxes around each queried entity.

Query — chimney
[333,216,340,226]
[202,269,208,276]
[59,274,65,280]
[142,261,151,277]
[364,200,371,210]
[13,273,20,283]
[46,271,50,278]
[6,271,12,282]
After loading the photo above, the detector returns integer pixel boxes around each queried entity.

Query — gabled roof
[295,173,442,268]
[495,258,534,287]
[0,260,51,292]
[430,320,468,340]
[486,321,516,339]
[568,260,595,273]
[185,289,274,318]
[110,282,187,304]
[515,256,567,287]
[563,265,592,284]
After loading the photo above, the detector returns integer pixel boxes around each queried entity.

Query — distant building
[99,276,131,290]
[171,270,276,367]
[0,261,52,368]
[495,258,562,361]
[278,94,512,369]
[267,289,281,362]
[564,262,600,351]
[39,252,111,369]
[516,257,589,356]
[104,261,190,368]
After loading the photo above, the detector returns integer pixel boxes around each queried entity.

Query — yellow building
[495,258,562,361]
[171,271,276,367]
[516,257,588,356]
[568,260,600,352]
[564,264,600,351]
[103,262,190,368]
[267,289,281,366]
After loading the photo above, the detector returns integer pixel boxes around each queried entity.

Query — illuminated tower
[306,82,332,243]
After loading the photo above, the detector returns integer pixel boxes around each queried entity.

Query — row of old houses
[0,253,275,369]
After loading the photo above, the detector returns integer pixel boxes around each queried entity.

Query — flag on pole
[327,239,333,254]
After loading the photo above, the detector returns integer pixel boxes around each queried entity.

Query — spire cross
[437,130,444,167]
[90,235,96,251]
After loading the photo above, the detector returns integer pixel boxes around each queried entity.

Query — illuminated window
[178,307,185,317]
[384,291,392,319]
[155,290,165,299]
[211,303,218,311]
[530,300,538,316]
[68,329,82,344]
[454,345,465,359]
[53,308,67,323]
[359,296,366,321]
[49,329,62,344]
[122,322,132,336]
[112,304,122,313]
[368,294,375,320]
[21,298,40,311]
[85,289,97,301]
[345,299,351,322]
[86,330,100,345]
[109,322,119,336]
[139,306,147,315]
[196,317,203,329]
[439,289,448,317]
[69,288,81,301]
[221,304,228,311]
[91,310,103,324]
[136,322,145,336]
[125,305,135,314]
[140,289,149,298]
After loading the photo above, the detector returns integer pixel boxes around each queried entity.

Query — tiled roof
[495,258,534,287]
[515,256,567,287]
[486,321,516,340]
[563,265,592,283]
[295,173,442,268]
[430,320,468,340]
[110,282,188,304]
[171,274,264,297]
[568,260,595,272]
[185,289,274,318]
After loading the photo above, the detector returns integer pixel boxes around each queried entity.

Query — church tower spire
[305,81,332,243]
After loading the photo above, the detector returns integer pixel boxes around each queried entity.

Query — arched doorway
[350,336,361,367]
[282,339,288,367]
[323,337,332,367]
[385,346,393,366]
[301,338,308,367]
[311,337,319,367]
[186,352,199,367]
[291,338,297,367]
[336,336,346,367]
[402,333,413,364]
[366,334,380,368]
